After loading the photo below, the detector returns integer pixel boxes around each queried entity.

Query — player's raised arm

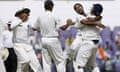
[80,19,106,28]
[80,18,98,26]
[87,16,102,22]
[60,19,75,30]
[10,18,22,30]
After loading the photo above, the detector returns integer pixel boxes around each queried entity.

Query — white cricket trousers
[67,35,83,60]
[0,56,6,72]
[13,43,42,72]
[41,37,66,72]
[0,48,9,72]
[74,40,100,72]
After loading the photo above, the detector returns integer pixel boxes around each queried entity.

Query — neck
[83,12,87,17]
[46,10,52,12]
[78,12,87,17]
[8,29,12,31]
[81,13,87,17]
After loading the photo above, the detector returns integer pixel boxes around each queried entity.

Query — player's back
[38,11,59,37]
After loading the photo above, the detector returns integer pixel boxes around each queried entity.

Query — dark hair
[15,8,30,17]
[7,24,11,27]
[44,0,54,10]
[73,3,82,10]
[93,4,103,16]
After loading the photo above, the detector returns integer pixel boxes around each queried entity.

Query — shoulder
[36,12,46,21]
[12,17,21,22]
[11,17,22,24]
[76,13,86,19]
[1,30,8,36]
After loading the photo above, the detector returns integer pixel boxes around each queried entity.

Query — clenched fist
[66,18,75,25]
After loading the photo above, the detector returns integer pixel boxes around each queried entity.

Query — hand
[66,19,75,25]
[37,53,42,60]
[97,24,105,28]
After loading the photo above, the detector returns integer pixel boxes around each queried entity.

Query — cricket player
[32,0,75,72]
[0,53,6,72]
[0,19,6,72]
[10,8,42,72]
[0,19,5,36]
[0,23,17,72]
[72,3,105,72]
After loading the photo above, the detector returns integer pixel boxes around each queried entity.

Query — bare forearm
[81,20,106,28]
[87,16,102,22]
[80,20,97,26]
[60,24,70,30]
[97,24,106,28]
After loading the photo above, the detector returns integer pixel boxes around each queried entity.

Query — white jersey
[11,17,30,44]
[1,30,13,48]
[32,11,61,37]
[74,14,86,36]
[0,19,5,50]
[0,38,3,50]
[0,19,5,36]
[75,14,101,40]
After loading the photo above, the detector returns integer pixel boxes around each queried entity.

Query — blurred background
[0,0,120,72]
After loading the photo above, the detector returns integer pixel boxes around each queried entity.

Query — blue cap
[93,4,103,16]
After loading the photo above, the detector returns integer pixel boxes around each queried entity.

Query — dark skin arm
[97,23,106,28]
[87,16,102,22]
[80,19,105,28]
[60,24,71,30]
[80,19,97,26]
[80,16,102,25]
[60,16,103,30]
[80,16,105,28]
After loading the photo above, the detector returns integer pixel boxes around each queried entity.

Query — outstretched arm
[60,19,75,30]
[80,19,97,26]
[80,16,102,25]
[80,16,105,28]
[81,19,105,28]
[97,23,106,28]
[87,16,102,22]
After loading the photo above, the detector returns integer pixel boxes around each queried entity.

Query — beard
[78,11,84,15]
[77,10,84,15]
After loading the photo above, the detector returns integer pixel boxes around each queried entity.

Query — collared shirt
[32,11,61,38]
[11,17,30,44]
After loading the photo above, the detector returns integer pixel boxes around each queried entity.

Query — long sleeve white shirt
[0,19,5,50]
[1,30,13,48]
[11,17,31,44]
